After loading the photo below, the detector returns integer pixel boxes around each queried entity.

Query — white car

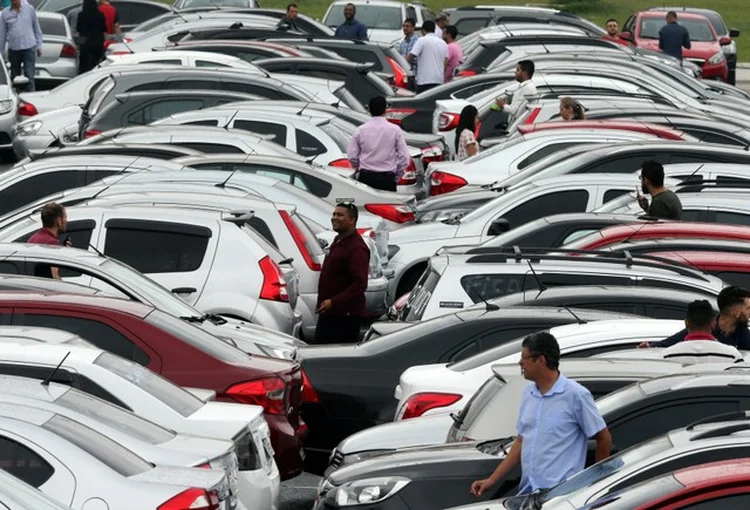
[101,49,266,71]
[0,466,73,509]
[393,319,684,421]
[0,343,280,510]
[13,105,81,157]
[321,0,433,43]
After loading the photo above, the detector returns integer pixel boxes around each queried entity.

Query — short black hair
[336,201,359,222]
[40,203,64,228]
[403,17,416,26]
[667,10,678,18]
[522,331,560,370]
[717,286,750,314]
[641,160,665,187]
[686,300,714,329]
[345,2,355,11]
[445,25,458,40]
[606,18,618,25]
[286,3,297,11]
[422,20,435,33]
[368,95,387,116]
[517,59,535,78]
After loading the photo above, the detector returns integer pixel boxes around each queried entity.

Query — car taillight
[364,204,415,224]
[300,370,319,403]
[402,392,461,420]
[197,462,211,469]
[438,112,460,131]
[430,171,467,195]
[280,210,321,271]
[84,129,101,139]
[398,159,417,185]
[158,488,220,510]
[523,106,542,125]
[17,101,37,117]
[226,377,287,415]
[384,108,416,126]
[357,227,375,239]
[258,255,289,302]
[421,143,444,164]
[60,44,76,58]
[328,158,352,168]
[457,69,477,77]
[387,56,408,88]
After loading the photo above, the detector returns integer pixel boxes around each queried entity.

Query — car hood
[637,38,721,55]
[337,414,453,454]
[389,221,459,244]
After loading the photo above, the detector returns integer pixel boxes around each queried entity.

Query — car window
[195,59,229,67]
[500,190,589,231]
[0,171,86,216]
[682,129,746,146]
[126,98,205,125]
[517,143,579,170]
[295,128,327,157]
[233,120,287,144]
[220,81,289,99]
[644,304,691,320]
[579,155,654,174]
[603,189,629,203]
[715,271,750,288]
[139,59,182,66]
[37,16,66,36]
[454,18,489,35]
[714,211,750,226]
[13,313,151,365]
[246,217,277,248]
[118,1,169,24]
[104,221,210,274]
[179,142,245,154]
[319,121,351,152]
[0,436,54,487]
[461,274,527,303]
[420,7,434,21]
[184,119,219,126]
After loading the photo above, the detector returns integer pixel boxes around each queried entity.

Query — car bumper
[36,61,77,81]
[12,132,51,158]
[313,492,410,510]
[265,414,308,480]
[701,60,729,81]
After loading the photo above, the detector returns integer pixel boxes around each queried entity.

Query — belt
[359,169,395,174]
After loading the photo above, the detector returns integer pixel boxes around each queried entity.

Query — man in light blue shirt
[471,332,611,497]
[0,0,43,91]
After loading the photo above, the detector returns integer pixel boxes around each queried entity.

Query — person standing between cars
[559,97,585,121]
[76,0,107,74]
[0,0,42,92]
[636,160,682,220]
[348,95,410,192]
[659,11,690,62]
[398,17,419,89]
[455,104,479,161]
[27,202,69,280]
[98,0,119,35]
[407,20,447,93]
[334,3,367,41]
[277,3,301,31]
[640,286,750,349]
[470,332,612,498]
[443,25,462,82]
[434,11,449,38]
[491,60,537,120]
[315,202,370,344]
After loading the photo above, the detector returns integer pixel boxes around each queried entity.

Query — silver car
[36,12,77,83]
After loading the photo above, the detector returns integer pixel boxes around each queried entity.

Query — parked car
[161,39,320,61]
[101,49,265,70]
[50,0,172,33]
[0,466,72,509]
[35,12,77,86]
[444,6,605,38]
[322,0,433,43]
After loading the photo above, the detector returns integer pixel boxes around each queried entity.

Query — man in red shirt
[98,0,119,35]
[602,18,630,47]
[27,202,67,279]
[314,202,370,344]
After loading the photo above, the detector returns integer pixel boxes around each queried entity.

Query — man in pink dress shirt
[443,25,462,82]
[347,95,410,191]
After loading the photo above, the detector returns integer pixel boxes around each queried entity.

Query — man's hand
[494,97,506,108]
[36,48,41,57]
[316,299,333,315]
[470,478,494,497]
[636,186,649,212]
[638,341,651,348]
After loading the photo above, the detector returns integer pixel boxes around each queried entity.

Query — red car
[644,250,750,287]
[581,458,750,509]
[0,292,306,479]
[620,11,730,81]
[565,222,750,251]
[517,120,688,140]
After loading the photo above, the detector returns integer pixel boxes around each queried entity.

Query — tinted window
[37,16,66,36]
[604,189,629,203]
[683,494,750,510]
[233,120,287,144]
[0,171,86,216]
[644,304,691,320]
[501,190,589,231]
[580,155,654,174]
[517,143,577,170]
[14,314,150,365]
[115,1,168,24]
[185,119,219,126]
[195,59,229,67]
[221,81,289,99]
[455,18,489,35]
[0,437,53,487]
[716,271,750,288]
[180,142,244,154]
[140,59,182,66]
[681,209,705,222]
[461,274,528,303]
[295,129,327,157]
[246,217,277,248]
[126,98,205,125]
[714,211,750,226]
[682,129,746,146]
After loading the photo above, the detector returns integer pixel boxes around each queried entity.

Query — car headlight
[0,99,12,115]
[15,119,41,136]
[326,477,411,507]
[709,51,725,65]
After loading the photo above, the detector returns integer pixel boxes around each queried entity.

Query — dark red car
[517,120,688,140]
[645,250,750,288]
[0,292,306,479]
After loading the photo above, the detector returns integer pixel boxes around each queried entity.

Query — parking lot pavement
[281,472,322,510]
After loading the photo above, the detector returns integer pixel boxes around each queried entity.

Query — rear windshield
[320,120,354,152]
[452,374,506,435]
[324,5,402,30]
[38,16,67,37]
[94,351,204,417]
[450,334,527,371]
[402,265,440,321]
[88,76,115,117]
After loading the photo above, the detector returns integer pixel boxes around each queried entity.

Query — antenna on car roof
[465,278,500,313]
[41,352,71,387]
[524,257,547,299]
[88,243,105,257]
[222,109,239,130]
[215,169,237,189]
[296,90,321,116]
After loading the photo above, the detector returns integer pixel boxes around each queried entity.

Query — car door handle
[171,287,197,294]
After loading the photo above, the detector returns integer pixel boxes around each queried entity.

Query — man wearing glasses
[636,160,682,220]
[315,202,370,344]
[470,332,611,498]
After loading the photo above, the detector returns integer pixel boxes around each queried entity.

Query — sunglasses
[337,201,358,211]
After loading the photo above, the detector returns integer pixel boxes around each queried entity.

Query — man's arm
[407,37,422,64]
[347,128,361,169]
[0,14,7,54]
[470,436,522,497]
[394,129,410,176]
[683,27,691,49]
[593,428,612,463]
[329,243,369,308]
[50,267,61,280]
[658,28,664,50]
[31,9,43,53]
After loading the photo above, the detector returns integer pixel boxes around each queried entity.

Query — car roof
[492,358,685,379]
[639,10,712,21]
[87,191,295,213]
[491,285,717,304]
[0,375,71,401]
[637,372,750,395]
[0,290,153,318]
[585,222,750,242]
[673,458,750,486]
[0,326,84,345]
[550,318,683,340]
[517,121,685,140]
[0,276,102,296]
[454,306,635,323]
[0,343,103,364]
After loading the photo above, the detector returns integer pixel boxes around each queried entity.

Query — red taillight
[438,112,460,131]
[402,392,461,420]
[430,171,467,195]
[84,129,102,139]
[523,106,542,125]
[17,101,37,117]
[226,377,287,415]
[384,108,416,126]
[357,227,375,239]
[328,158,353,168]
[196,462,211,469]
[457,70,477,77]
[421,144,444,164]
[280,210,321,271]
[364,203,415,224]
[300,370,319,403]
[387,56,408,88]
[111,50,132,55]
[60,43,76,58]
[158,488,220,510]
[398,159,417,185]
[258,255,289,302]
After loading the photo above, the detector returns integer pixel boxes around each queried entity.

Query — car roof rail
[687,411,750,431]
[689,422,750,441]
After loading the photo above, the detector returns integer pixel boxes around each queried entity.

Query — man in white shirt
[434,12,449,38]
[492,59,538,119]
[407,20,448,93]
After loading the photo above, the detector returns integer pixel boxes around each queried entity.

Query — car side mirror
[719,36,732,46]
[488,218,510,236]
[730,28,740,38]
[619,31,632,41]
[12,75,29,88]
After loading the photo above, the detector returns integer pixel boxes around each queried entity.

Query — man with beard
[27,202,69,279]
[636,160,682,220]
[640,286,750,349]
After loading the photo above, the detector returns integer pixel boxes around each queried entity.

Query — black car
[27,144,202,163]
[254,58,397,107]
[299,307,632,473]
[83,89,259,139]
[445,6,605,38]
[314,372,750,509]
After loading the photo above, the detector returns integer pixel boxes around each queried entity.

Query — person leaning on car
[471,332,612,498]
[26,202,70,280]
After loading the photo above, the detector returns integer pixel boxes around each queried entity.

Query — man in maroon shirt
[314,202,370,344]
[27,202,67,279]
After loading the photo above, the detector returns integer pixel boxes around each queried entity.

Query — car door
[98,215,215,305]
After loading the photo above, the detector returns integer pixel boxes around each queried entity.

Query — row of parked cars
[0,1,747,509]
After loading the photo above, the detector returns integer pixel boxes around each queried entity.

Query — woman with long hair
[76,0,107,74]
[455,104,479,161]
[560,97,586,121]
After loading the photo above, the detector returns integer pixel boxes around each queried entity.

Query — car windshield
[94,351,204,417]
[56,388,176,444]
[639,18,716,42]
[325,5,402,30]
[38,17,67,37]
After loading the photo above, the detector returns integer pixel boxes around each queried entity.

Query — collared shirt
[398,33,419,58]
[27,228,60,246]
[516,374,606,494]
[684,333,717,341]
[445,41,462,82]
[334,18,368,40]
[317,230,370,317]
[347,116,410,174]
[409,32,447,86]
[504,79,538,118]
[655,317,750,349]
[661,339,743,364]
[0,0,42,52]
[659,22,691,60]
[435,24,443,38]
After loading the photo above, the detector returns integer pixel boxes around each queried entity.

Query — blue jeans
[9,47,36,92]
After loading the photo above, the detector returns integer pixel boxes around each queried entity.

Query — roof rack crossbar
[690,422,750,441]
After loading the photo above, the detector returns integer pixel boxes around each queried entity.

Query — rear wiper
[201,313,228,325]
[450,412,464,426]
